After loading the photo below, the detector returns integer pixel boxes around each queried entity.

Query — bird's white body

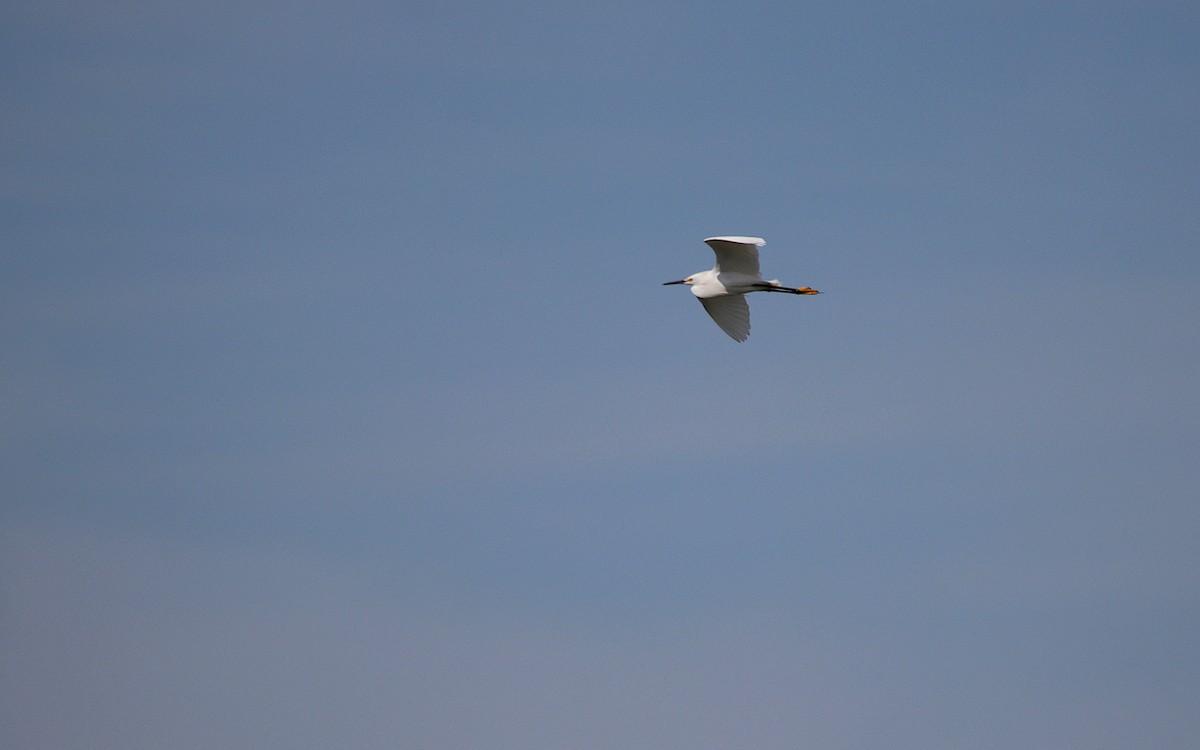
[663,236,819,342]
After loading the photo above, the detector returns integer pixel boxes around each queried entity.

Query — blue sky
[3,1,1199,747]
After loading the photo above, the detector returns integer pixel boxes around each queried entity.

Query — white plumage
[663,236,820,342]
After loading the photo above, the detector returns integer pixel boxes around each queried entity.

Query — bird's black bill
[663,279,687,285]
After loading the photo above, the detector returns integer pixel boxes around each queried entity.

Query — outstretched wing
[699,295,751,342]
[704,236,764,277]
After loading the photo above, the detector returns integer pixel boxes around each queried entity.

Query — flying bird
[663,236,820,342]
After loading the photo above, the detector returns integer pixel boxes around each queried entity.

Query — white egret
[663,236,820,342]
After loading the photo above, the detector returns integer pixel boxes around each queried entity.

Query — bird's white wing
[699,295,751,342]
[705,236,764,277]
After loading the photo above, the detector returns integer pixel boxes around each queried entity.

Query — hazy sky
[3,1,1199,748]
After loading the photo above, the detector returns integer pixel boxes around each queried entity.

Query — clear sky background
[3,1,1199,748]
